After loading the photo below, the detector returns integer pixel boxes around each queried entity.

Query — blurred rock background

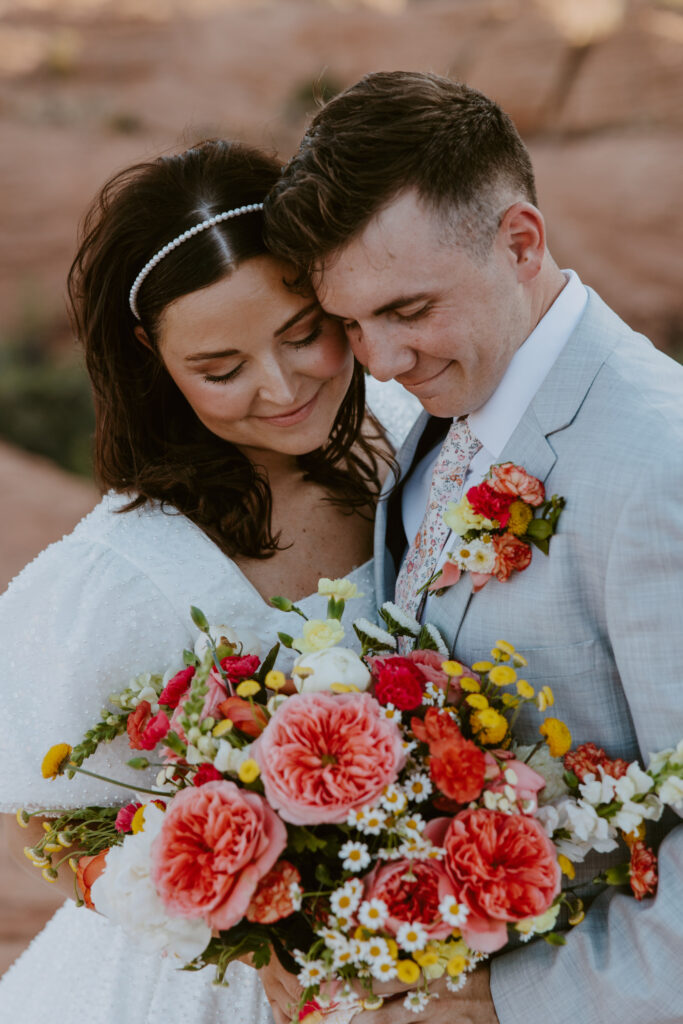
[1,0,681,977]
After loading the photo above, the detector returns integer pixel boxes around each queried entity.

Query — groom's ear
[499,202,546,283]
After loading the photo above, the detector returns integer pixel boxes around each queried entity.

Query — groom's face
[315,189,526,418]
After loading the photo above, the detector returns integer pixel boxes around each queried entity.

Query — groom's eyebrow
[325,293,430,320]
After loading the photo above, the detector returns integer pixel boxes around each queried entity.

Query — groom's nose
[349,322,417,383]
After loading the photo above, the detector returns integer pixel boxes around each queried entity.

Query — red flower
[564,743,629,782]
[363,857,457,940]
[193,763,223,787]
[430,736,487,804]
[127,701,171,751]
[629,841,658,900]
[466,482,514,527]
[492,533,532,581]
[220,654,261,684]
[114,802,142,833]
[489,463,545,506]
[411,707,463,746]
[217,695,269,738]
[371,656,426,711]
[246,860,301,923]
[159,666,195,709]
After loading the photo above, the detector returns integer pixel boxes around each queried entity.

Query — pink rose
[127,701,170,751]
[151,780,286,930]
[492,533,532,582]
[484,751,547,815]
[489,464,545,507]
[252,692,406,825]
[442,808,561,952]
[363,858,458,940]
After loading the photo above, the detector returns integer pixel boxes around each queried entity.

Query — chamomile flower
[397,922,428,952]
[356,806,388,836]
[317,926,345,949]
[404,774,433,803]
[330,879,363,915]
[364,936,391,962]
[438,895,470,927]
[289,881,302,911]
[446,973,468,992]
[370,955,398,981]
[297,960,328,987]
[339,840,371,872]
[380,703,403,724]
[403,990,431,1013]
[381,784,408,814]
[358,898,389,930]
[400,813,427,836]
[423,681,446,707]
[331,941,357,970]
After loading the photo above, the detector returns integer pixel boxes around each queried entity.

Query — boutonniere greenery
[426,462,565,595]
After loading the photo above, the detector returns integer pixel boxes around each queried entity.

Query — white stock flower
[353,617,397,650]
[614,763,654,801]
[318,578,363,601]
[292,646,370,693]
[195,625,261,659]
[579,770,618,807]
[212,739,252,774]
[658,775,683,811]
[90,804,210,962]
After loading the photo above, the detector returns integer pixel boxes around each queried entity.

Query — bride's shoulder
[364,375,422,450]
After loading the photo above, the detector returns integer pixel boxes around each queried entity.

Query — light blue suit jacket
[375,290,683,1022]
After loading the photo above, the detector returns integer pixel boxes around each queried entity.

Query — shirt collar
[467,269,588,459]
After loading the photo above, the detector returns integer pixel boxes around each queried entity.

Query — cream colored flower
[317,578,363,601]
[443,497,494,537]
[292,618,345,654]
[292,646,371,693]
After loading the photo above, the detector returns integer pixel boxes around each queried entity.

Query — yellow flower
[558,854,576,879]
[213,718,234,737]
[512,652,528,667]
[396,960,421,984]
[501,693,520,707]
[238,758,261,784]
[491,647,508,662]
[623,823,646,848]
[265,670,286,691]
[446,955,468,977]
[131,805,147,834]
[516,680,535,699]
[466,693,489,710]
[386,938,399,959]
[361,996,384,1011]
[444,497,493,536]
[317,578,361,601]
[16,809,30,829]
[442,660,464,677]
[488,665,517,686]
[413,948,439,967]
[515,904,560,936]
[472,661,493,673]
[539,717,572,757]
[41,743,73,780]
[507,500,534,536]
[536,685,555,711]
[236,679,261,698]
[494,640,516,656]
[471,708,508,745]
[460,677,481,693]
[293,618,345,654]
[568,901,585,926]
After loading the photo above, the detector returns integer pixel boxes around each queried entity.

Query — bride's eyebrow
[185,302,320,363]
[274,301,319,336]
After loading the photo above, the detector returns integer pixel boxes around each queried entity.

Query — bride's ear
[134,325,154,351]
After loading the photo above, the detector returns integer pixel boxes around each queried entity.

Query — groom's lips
[399,362,451,394]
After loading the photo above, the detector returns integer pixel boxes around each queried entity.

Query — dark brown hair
[265,71,538,275]
[67,139,385,558]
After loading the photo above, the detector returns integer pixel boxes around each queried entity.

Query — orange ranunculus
[217,695,268,737]
[76,849,109,910]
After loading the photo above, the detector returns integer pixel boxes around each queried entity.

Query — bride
[0,139,418,1023]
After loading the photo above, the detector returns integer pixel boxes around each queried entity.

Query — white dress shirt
[401,269,588,614]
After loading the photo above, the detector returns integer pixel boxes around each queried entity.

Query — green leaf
[277,632,294,649]
[190,605,210,633]
[289,826,328,854]
[163,730,187,755]
[327,597,345,621]
[183,648,199,667]
[543,932,567,946]
[126,757,150,770]
[271,596,294,612]
[255,642,281,684]
[528,536,550,555]
[603,863,631,886]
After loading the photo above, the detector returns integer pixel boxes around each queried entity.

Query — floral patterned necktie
[395,416,482,620]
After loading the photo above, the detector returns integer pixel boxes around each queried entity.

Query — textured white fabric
[0,381,419,1023]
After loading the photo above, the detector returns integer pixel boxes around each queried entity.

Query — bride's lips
[256,391,320,427]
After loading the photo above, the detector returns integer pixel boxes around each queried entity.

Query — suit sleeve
[490,450,683,1023]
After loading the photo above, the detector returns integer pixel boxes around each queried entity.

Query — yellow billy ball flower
[44,843,62,854]
[413,948,439,967]
[488,665,517,686]
[507,500,534,536]
[265,670,286,691]
[238,758,261,784]
[213,718,234,737]
[386,939,399,959]
[131,805,147,834]
[557,854,576,879]
[539,717,572,757]
[568,902,585,927]
[361,995,384,1011]
[501,693,520,707]
[41,743,73,780]
[536,685,555,711]
[466,693,489,710]
[494,640,516,656]
[441,660,464,677]
[472,661,493,673]
[16,809,30,829]
[396,960,421,984]
[471,708,508,746]
[460,677,481,693]
[516,680,535,699]
[446,955,468,977]
[236,679,261,698]
[41,867,59,883]
[512,653,528,668]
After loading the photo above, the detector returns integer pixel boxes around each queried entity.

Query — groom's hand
[258,952,304,1024]
[353,963,499,1024]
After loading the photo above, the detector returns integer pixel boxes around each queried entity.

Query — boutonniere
[426,462,565,595]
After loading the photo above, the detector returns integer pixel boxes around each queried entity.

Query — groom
[264,72,683,1023]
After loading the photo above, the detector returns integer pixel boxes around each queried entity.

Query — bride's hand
[351,964,498,1024]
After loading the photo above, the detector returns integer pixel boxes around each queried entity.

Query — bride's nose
[256,355,297,405]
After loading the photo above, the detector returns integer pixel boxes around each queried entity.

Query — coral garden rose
[252,692,406,825]
[466,482,514,527]
[246,859,301,923]
[218,694,269,738]
[440,808,560,952]
[151,780,286,930]
[364,857,458,940]
[489,463,545,506]
[406,650,457,699]
[492,533,532,582]
[127,701,171,751]
[76,849,109,910]
[159,666,195,709]
[369,656,426,711]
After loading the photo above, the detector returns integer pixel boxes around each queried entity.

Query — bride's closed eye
[203,322,325,384]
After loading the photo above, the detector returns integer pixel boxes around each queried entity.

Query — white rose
[90,804,211,962]
[194,624,261,659]
[292,646,371,694]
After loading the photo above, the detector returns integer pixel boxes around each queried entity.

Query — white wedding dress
[0,379,420,1024]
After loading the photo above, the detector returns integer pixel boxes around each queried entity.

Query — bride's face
[156,255,354,458]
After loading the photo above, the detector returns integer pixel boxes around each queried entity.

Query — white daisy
[380,703,403,724]
[331,941,356,970]
[380,784,408,814]
[339,840,371,872]
[297,960,327,986]
[438,894,469,927]
[330,879,363,916]
[403,990,431,1012]
[396,921,428,952]
[364,936,391,961]
[446,973,468,992]
[358,898,389,930]
[370,955,398,981]
[356,807,388,836]
[405,774,433,804]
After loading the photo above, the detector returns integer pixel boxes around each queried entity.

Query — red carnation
[371,656,426,711]
[411,707,463,747]
[159,666,195,709]
[193,763,223,787]
[114,801,142,833]
[564,743,629,782]
[220,654,261,684]
[127,700,171,751]
[629,841,658,900]
[466,482,515,527]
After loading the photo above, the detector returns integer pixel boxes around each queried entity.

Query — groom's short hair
[265,71,537,276]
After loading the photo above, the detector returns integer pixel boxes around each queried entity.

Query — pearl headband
[128,203,264,319]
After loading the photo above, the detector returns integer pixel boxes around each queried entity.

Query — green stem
[68,764,168,797]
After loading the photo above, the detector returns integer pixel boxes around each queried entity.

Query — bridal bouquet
[26,582,683,1021]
